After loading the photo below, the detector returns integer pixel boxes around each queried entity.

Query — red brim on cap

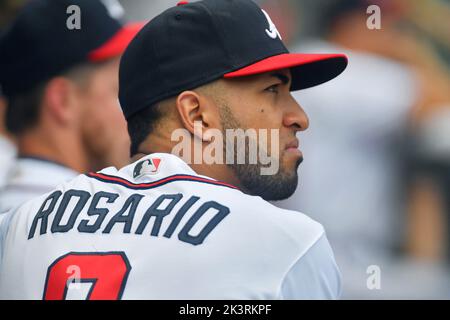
[224,53,348,90]
[88,22,145,62]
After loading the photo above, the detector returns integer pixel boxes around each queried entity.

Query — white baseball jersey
[0,157,78,214]
[0,153,341,299]
[0,136,16,190]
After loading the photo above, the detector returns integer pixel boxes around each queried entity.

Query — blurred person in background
[0,94,16,189]
[396,0,450,266]
[0,0,22,189]
[0,0,143,213]
[275,0,450,298]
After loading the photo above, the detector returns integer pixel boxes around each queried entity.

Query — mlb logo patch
[133,158,161,178]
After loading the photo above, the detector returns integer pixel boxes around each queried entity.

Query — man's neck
[18,128,89,173]
[190,162,242,188]
[136,130,244,188]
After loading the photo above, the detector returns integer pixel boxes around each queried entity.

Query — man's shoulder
[238,193,323,229]
[226,193,325,251]
[1,172,88,217]
[261,199,324,245]
[212,195,329,293]
[0,158,80,212]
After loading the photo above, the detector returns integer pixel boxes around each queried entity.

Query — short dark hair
[5,80,47,134]
[126,80,220,157]
[127,104,165,157]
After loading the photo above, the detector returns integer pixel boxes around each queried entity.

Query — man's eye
[265,84,279,93]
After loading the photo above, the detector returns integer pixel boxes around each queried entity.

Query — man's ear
[176,90,218,141]
[41,77,79,126]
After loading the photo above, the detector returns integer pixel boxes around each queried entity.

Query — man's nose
[283,97,309,132]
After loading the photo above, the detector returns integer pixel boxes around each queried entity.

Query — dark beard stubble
[218,104,302,201]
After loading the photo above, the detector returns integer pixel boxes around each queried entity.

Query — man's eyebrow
[270,73,290,84]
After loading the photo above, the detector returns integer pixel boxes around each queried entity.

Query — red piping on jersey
[87,172,239,190]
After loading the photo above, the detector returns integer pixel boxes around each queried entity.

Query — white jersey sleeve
[279,232,341,299]
[0,209,16,267]
[0,136,16,189]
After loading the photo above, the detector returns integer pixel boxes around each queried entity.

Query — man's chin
[243,171,299,201]
[261,159,302,200]
[263,176,299,201]
[230,159,302,201]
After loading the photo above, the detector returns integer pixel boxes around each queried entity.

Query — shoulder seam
[86,172,240,191]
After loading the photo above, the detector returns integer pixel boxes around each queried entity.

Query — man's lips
[285,139,302,158]
[285,139,299,150]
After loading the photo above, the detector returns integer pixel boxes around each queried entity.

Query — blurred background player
[0,93,16,190]
[0,0,143,213]
[0,0,20,189]
[269,0,450,298]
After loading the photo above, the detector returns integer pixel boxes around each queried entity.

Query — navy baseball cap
[119,0,348,120]
[0,0,144,98]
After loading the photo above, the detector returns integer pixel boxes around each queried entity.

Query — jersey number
[43,252,131,300]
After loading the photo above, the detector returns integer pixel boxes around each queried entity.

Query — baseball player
[0,7,19,190]
[0,0,143,213]
[0,0,348,299]
[0,95,16,190]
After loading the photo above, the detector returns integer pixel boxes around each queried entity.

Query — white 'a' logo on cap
[261,9,282,40]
